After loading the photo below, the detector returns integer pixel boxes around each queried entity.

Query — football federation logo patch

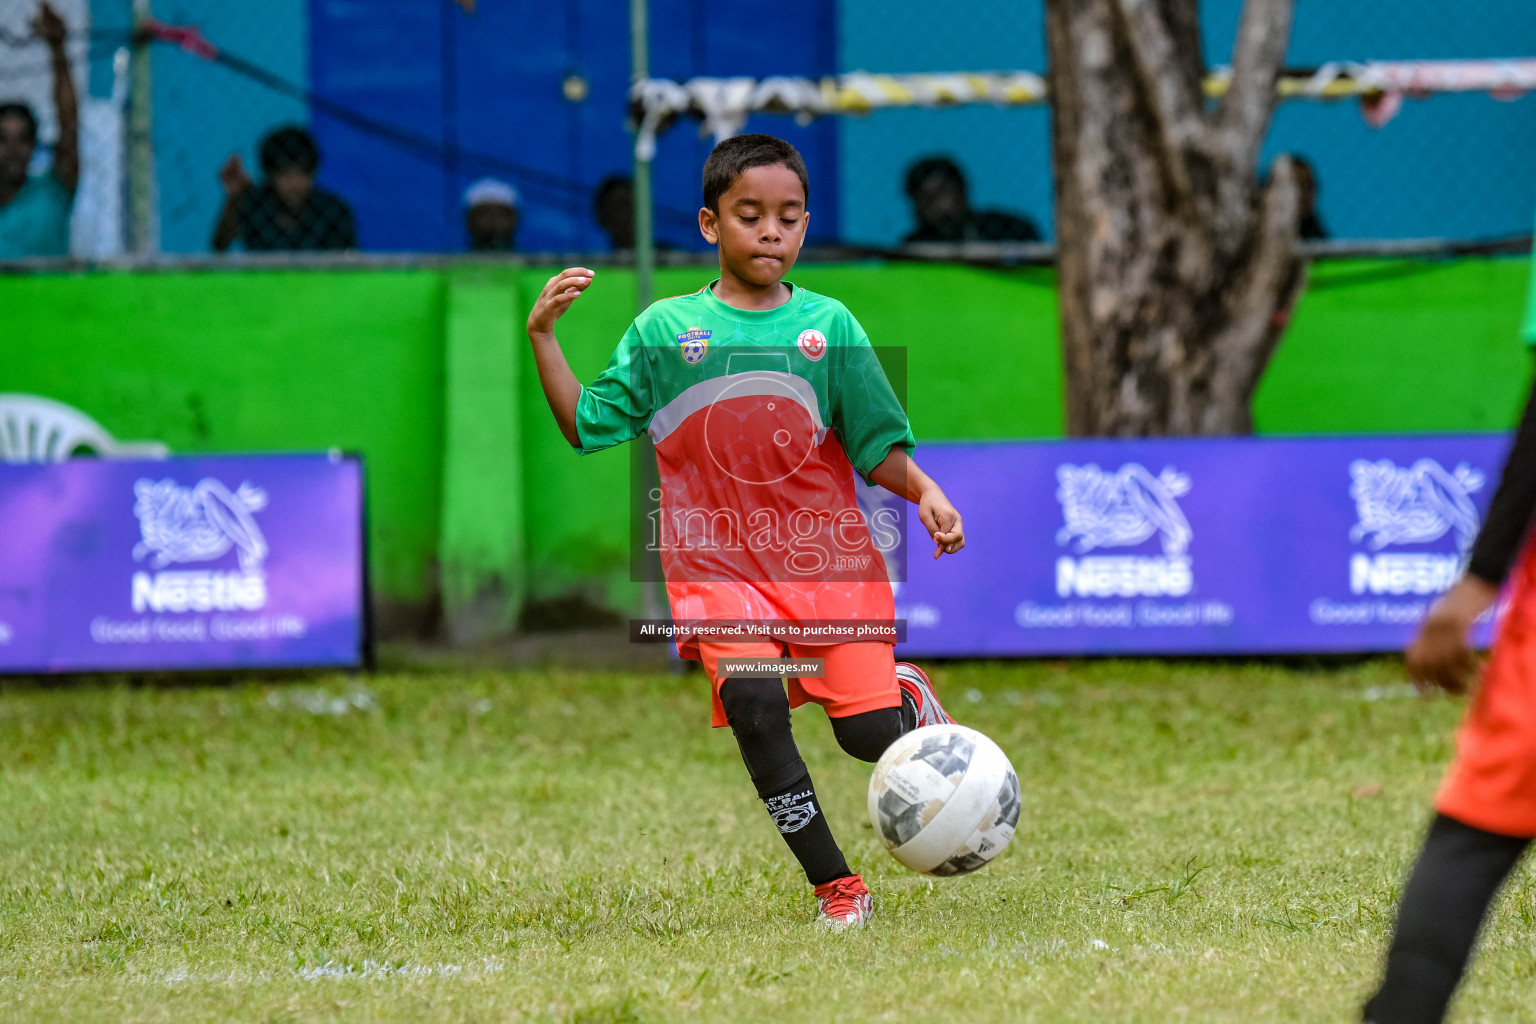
[797,328,827,362]
[678,327,710,364]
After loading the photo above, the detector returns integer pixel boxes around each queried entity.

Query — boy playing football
[525,134,964,928]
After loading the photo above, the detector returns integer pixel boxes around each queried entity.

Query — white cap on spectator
[463,178,519,209]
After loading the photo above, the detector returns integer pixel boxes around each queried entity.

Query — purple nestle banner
[889,435,1512,656]
[0,453,365,673]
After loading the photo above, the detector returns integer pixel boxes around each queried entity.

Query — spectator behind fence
[902,156,1040,245]
[212,126,356,252]
[594,175,634,249]
[1293,155,1328,241]
[463,177,518,251]
[0,3,77,260]
[1262,155,1328,241]
[592,174,675,252]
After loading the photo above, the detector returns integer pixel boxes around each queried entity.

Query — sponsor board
[0,453,365,672]
[890,436,1509,656]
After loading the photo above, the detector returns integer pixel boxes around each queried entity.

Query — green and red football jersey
[574,281,914,657]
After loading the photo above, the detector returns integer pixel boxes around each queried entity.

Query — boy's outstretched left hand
[527,267,595,338]
[918,487,964,559]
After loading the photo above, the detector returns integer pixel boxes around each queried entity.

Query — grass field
[2,657,1533,1022]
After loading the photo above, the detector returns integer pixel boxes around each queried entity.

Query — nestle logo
[1349,458,1483,550]
[1349,553,1461,596]
[1344,458,1483,598]
[132,570,267,613]
[1055,463,1195,598]
[1056,555,1193,598]
[131,477,270,613]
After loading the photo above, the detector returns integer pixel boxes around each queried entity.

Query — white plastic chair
[0,393,170,463]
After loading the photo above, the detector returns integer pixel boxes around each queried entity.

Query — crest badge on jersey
[678,327,710,364]
[797,328,827,362]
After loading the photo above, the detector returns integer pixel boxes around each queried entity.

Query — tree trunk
[1047,0,1304,436]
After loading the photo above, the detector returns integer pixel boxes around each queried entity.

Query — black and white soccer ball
[867,724,1021,876]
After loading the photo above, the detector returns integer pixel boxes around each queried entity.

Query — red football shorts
[1437,543,1536,838]
[695,638,900,728]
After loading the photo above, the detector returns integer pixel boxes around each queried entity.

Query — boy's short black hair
[702,134,809,213]
[0,103,38,142]
[259,125,320,176]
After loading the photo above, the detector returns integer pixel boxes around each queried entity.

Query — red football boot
[814,873,874,929]
[895,662,955,727]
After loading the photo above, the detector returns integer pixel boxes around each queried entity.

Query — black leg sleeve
[1363,813,1530,1024]
[719,676,852,886]
[829,707,906,763]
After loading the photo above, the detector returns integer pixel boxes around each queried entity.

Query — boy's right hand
[528,267,595,338]
[1406,576,1498,695]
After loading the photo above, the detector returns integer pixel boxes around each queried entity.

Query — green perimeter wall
[4,257,1530,631]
